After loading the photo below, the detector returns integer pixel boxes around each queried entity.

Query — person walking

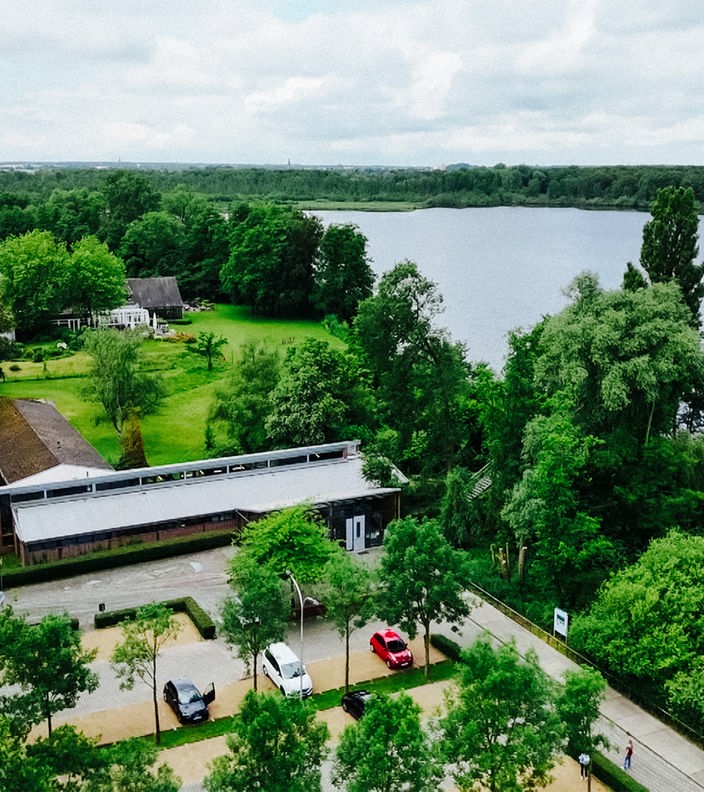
[623,738,633,770]
[578,751,591,779]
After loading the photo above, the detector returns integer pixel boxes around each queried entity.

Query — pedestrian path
[457,598,704,792]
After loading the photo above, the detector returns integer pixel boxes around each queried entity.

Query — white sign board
[553,607,569,638]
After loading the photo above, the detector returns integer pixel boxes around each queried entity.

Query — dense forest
[2,162,704,210]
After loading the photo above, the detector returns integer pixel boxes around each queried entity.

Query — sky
[2,0,704,167]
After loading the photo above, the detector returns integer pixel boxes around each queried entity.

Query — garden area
[0,304,340,465]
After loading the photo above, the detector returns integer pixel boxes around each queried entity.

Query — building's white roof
[13,456,400,545]
[12,464,112,487]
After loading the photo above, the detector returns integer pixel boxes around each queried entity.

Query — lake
[313,207,703,372]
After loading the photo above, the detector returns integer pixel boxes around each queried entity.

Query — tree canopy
[376,516,471,675]
[204,690,328,792]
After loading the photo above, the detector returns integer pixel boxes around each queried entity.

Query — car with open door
[163,676,215,724]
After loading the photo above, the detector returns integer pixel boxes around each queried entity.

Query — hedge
[1,530,232,588]
[430,632,464,662]
[590,753,649,792]
[93,596,216,640]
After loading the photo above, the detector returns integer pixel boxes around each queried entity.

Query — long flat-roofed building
[0,440,405,565]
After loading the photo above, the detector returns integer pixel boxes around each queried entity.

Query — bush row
[591,753,649,792]
[93,595,216,640]
[430,632,464,662]
[2,531,233,588]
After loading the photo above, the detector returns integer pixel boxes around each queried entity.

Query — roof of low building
[0,398,112,485]
[12,453,402,545]
[126,277,183,309]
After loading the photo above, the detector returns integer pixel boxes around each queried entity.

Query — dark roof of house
[0,398,112,485]
[126,277,183,309]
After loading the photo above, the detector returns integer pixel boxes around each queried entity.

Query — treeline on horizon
[2,163,704,210]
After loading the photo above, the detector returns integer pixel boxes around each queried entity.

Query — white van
[262,642,313,698]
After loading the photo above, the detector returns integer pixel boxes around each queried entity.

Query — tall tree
[0,608,98,736]
[0,230,70,336]
[234,505,340,585]
[36,187,105,245]
[639,185,703,326]
[204,690,328,792]
[323,553,375,691]
[266,338,371,448]
[119,211,187,278]
[556,666,609,759]
[332,692,442,792]
[221,555,289,692]
[354,261,475,477]
[210,341,281,454]
[100,171,161,251]
[376,516,471,676]
[312,223,374,321]
[222,203,322,317]
[67,235,126,322]
[441,635,564,792]
[83,328,165,433]
[111,603,181,746]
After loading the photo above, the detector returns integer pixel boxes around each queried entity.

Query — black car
[341,689,373,719]
[163,677,215,724]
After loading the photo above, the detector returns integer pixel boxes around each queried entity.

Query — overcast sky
[3,1,703,167]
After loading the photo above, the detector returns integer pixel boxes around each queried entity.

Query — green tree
[83,328,165,433]
[332,692,442,792]
[266,338,371,448]
[100,171,161,250]
[354,261,476,478]
[210,342,281,454]
[323,553,375,691]
[0,230,70,336]
[111,603,181,745]
[117,409,149,469]
[501,397,616,609]
[204,689,328,792]
[0,608,98,737]
[312,223,374,321]
[222,203,322,317]
[67,235,126,322]
[570,530,704,731]
[556,666,608,758]
[190,330,228,370]
[376,516,471,676]
[37,187,105,245]
[234,505,340,585]
[639,185,703,326]
[86,738,181,791]
[441,635,564,792]
[221,555,289,691]
[119,211,187,278]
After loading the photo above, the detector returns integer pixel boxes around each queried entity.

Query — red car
[369,628,413,669]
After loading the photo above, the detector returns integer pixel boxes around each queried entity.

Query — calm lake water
[314,207,704,372]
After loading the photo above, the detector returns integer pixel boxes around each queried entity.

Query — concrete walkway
[9,546,704,791]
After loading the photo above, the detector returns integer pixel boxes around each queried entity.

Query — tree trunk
[423,624,430,678]
[153,655,161,745]
[345,624,350,692]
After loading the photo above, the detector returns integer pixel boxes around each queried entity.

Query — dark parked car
[369,628,413,669]
[341,689,373,719]
[163,677,215,724]
[290,597,327,620]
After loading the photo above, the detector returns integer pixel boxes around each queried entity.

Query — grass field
[0,305,343,466]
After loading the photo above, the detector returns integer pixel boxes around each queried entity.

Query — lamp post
[284,569,315,700]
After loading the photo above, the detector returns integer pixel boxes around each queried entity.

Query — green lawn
[0,305,344,466]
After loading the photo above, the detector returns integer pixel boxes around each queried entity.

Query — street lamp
[283,569,313,700]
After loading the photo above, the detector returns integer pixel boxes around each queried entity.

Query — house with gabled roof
[126,277,184,320]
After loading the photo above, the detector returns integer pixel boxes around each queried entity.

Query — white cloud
[1,0,703,164]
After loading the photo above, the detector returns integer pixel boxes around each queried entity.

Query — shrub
[430,633,464,662]
[8,363,21,371]
[591,753,649,792]
[31,348,44,363]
